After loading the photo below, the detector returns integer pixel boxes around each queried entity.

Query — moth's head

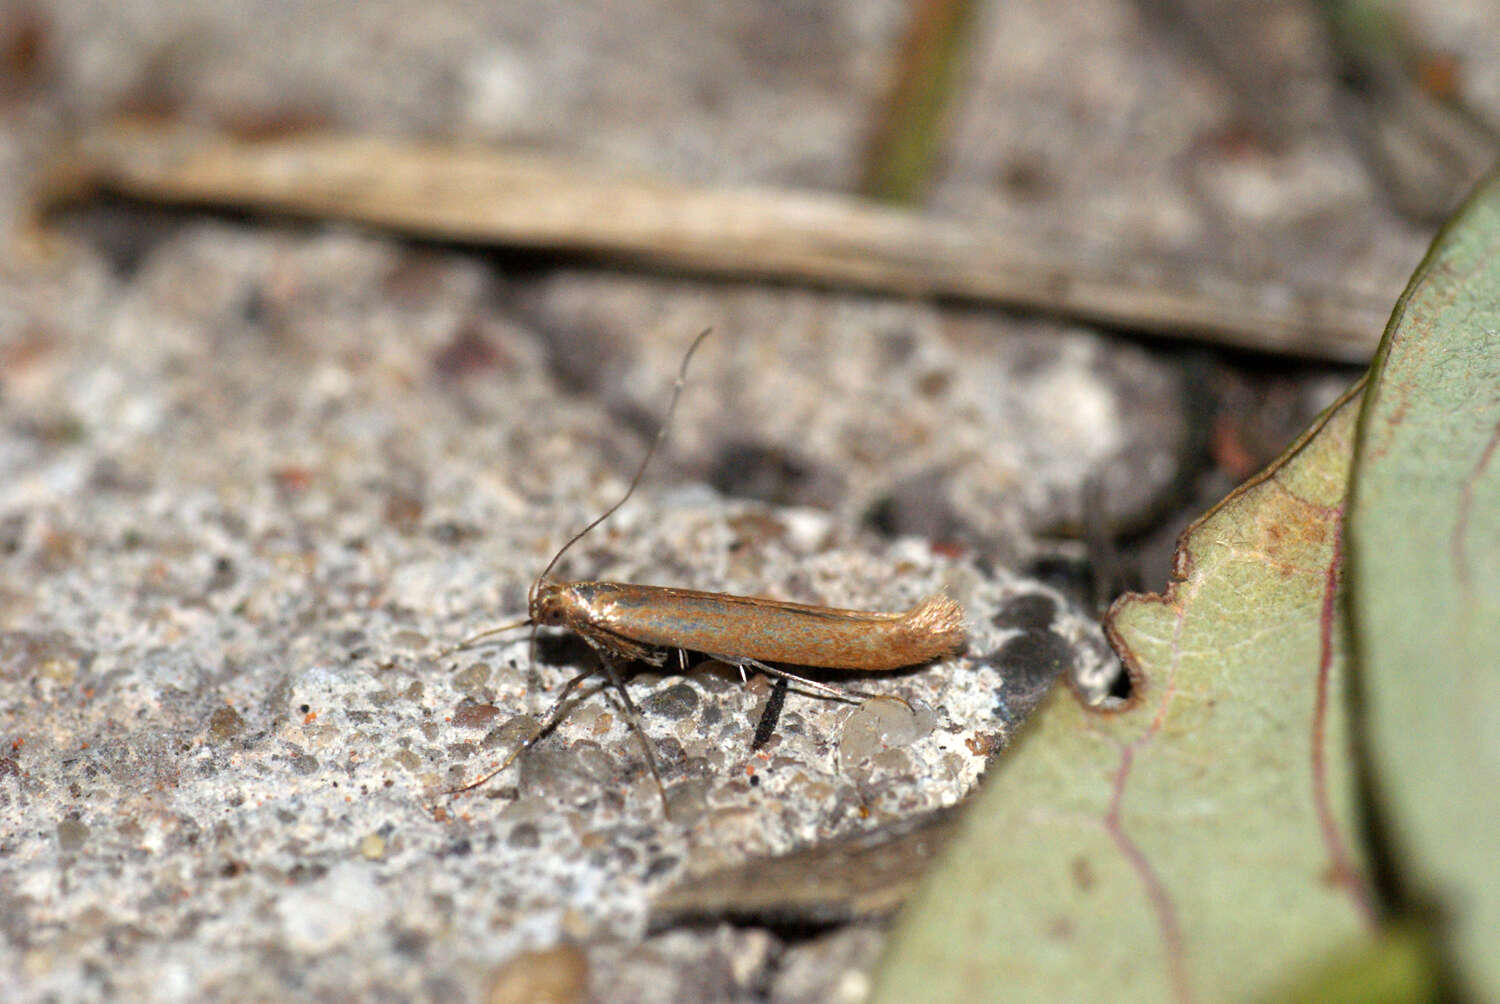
[530,580,585,627]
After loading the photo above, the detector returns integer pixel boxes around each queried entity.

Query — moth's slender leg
[531,666,605,742]
[599,655,671,818]
[446,666,598,795]
[713,654,876,703]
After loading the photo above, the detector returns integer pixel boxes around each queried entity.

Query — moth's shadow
[532,631,596,669]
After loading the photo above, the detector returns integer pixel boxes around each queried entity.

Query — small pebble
[56,818,88,852]
[209,706,246,740]
[838,697,930,767]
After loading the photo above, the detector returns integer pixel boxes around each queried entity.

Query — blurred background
[5,0,1497,593]
[1,1,1497,1001]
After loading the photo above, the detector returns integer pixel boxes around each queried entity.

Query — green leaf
[1347,165,1500,1000]
[1275,924,1439,1004]
[873,381,1375,1002]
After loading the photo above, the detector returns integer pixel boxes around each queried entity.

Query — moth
[444,330,966,800]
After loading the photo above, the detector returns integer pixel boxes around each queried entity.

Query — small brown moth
[445,330,966,799]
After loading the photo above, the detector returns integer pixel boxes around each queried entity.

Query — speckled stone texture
[3,0,1495,1000]
[0,224,1115,1002]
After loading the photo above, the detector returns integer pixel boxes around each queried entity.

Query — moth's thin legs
[713,654,876,704]
[533,667,604,739]
[446,666,597,795]
[600,656,671,818]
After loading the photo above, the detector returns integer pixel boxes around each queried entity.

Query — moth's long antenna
[531,328,713,597]
[435,614,532,659]
[443,329,714,802]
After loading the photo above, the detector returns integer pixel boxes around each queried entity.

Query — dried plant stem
[49,123,1390,361]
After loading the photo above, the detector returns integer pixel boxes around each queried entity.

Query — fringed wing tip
[910,592,968,655]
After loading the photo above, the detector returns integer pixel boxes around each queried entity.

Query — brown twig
[40,122,1392,361]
